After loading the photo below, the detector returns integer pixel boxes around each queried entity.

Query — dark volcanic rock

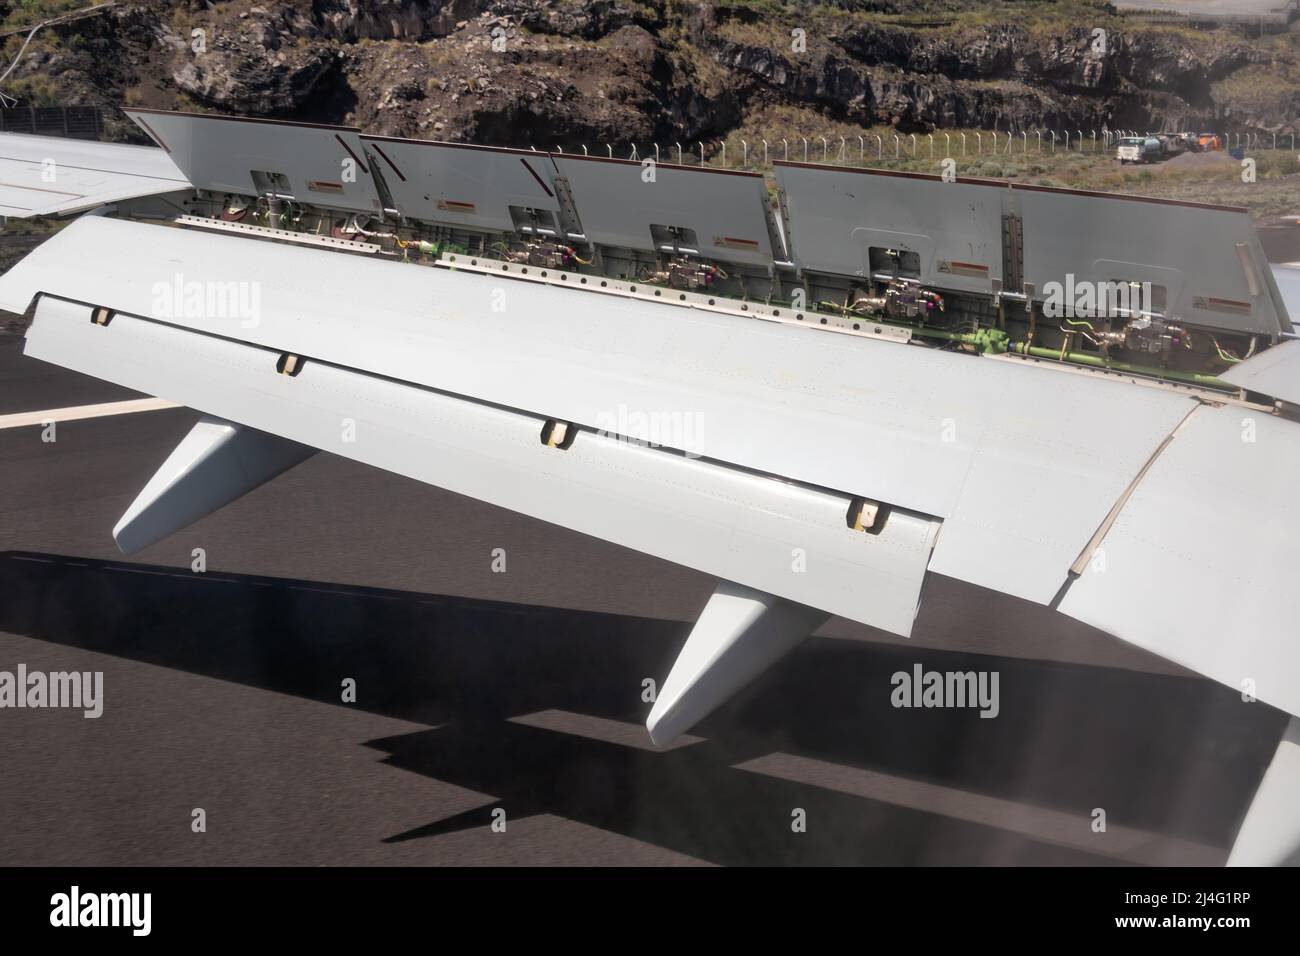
[312,0,489,40]
[3,0,1294,144]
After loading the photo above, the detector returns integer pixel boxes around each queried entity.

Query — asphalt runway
[0,336,1289,865]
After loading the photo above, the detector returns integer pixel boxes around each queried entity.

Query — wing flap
[24,295,940,635]
[1219,337,1300,405]
[1061,402,1300,718]
[0,215,1201,606]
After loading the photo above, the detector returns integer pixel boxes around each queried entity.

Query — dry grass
[701,103,1300,218]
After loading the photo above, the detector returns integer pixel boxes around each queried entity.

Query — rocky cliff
[2,0,1296,148]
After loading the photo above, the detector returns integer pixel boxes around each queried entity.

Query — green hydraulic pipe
[1012,342,1229,388]
[880,318,1229,388]
[887,323,1012,353]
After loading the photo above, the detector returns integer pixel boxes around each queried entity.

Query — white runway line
[0,397,178,430]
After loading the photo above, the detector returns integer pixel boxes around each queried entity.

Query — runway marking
[736,752,1223,865]
[0,397,179,430]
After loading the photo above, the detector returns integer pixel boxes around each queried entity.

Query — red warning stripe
[334,134,369,176]
[715,236,760,249]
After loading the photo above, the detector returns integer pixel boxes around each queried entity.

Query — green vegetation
[0,71,59,104]
[2,0,89,32]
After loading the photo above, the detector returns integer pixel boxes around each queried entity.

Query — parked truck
[1117,136,1163,164]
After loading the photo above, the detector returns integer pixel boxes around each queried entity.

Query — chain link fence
[549,129,1299,169]
[0,105,1293,165]
[0,105,105,140]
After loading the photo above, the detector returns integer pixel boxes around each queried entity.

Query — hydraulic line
[1011,341,1229,388]
[870,319,1230,389]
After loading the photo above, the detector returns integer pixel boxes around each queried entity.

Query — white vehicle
[1117,135,1161,164]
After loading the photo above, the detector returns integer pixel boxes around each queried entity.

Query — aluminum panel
[0,131,189,218]
[1060,403,1300,719]
[1219,337,1300,404]
[124,108,382,215]
[1016,187,1288,336]
[24,296,940,635]
[0,216,1198,605]
[553,155,775,267]
[360,136,563,234]
[774,164,1004,293]
[1270,263,1300,318]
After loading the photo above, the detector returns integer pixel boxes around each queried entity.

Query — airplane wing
[1269,262,1300,318]
[0,131,190,218]
[3,114,1298,865]
[3,213,1296,727]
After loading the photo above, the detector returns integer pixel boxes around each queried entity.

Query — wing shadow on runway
[0,550,1286,865]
